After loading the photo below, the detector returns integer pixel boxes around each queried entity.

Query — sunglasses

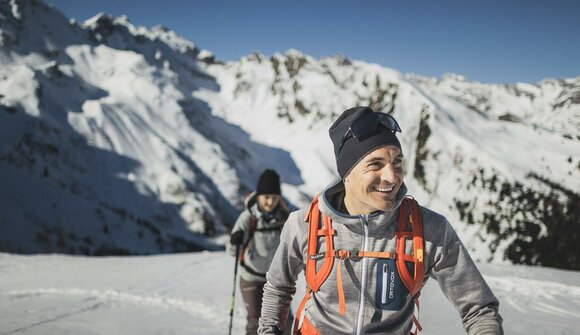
[338,112,402,155]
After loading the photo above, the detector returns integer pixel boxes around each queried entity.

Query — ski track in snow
[0,253,241,335]
[2,299,109,335]
[485,275,580,319]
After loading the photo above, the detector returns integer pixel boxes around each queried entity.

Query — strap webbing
[336,250,349,315]
[299,317,321,335]
[411,296,423,335]
[358,251,396,259]
[293,287,312,334]
[238,259,266,278]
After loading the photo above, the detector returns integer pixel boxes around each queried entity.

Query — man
[258,107,503,334]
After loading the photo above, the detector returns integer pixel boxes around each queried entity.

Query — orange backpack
[293,196,425,335]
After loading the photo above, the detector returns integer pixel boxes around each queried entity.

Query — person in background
[258,107,503,334]
[229,169,290,335]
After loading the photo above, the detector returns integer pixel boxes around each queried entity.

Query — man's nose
[381,164,396,182]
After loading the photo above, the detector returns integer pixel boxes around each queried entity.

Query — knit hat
[256,169,281,195]
[329,106,402,178]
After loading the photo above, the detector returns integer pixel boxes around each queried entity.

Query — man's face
[257,194,281,213]
[343,145,404,215]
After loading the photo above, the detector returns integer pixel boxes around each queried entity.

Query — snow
[1,252,579,335]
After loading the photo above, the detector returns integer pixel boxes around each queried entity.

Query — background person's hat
[256,169,281,195]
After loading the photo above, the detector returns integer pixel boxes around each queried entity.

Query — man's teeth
[374,186,393,192]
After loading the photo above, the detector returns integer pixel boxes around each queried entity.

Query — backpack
[293,195,425,335]
[238,192,289,278]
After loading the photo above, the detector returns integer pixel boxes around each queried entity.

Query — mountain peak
[284,48,305,57]
[441,72,470,83]
[83,12,131,29]
[327,53,352,66]
[82,12,201,59]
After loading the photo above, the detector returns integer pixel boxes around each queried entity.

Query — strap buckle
[334,249,361,261]
[349,250,361,262]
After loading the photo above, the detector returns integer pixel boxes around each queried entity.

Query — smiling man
[258,107,503,335]
[343,146,404,215]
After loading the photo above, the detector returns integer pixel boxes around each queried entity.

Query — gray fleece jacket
[258,178,503,334]
[228,194,289,283]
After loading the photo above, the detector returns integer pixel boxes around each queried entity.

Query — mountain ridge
[200,48,580,269]
[1,0,579,269]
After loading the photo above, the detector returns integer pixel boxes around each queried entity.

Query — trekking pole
[228,244,240,335]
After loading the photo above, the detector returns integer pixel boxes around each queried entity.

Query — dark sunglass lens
[377,113,401,132]
[350,113,379,138]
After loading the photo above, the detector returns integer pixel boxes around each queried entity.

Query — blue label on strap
[375,259,408,310]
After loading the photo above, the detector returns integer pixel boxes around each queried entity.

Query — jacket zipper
[355,215,370,335]
[381,263,388,304]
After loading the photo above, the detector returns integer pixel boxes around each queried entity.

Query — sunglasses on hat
[338,112,402,155]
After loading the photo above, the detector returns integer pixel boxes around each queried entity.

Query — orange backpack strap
[294,196,336,334]
[304,196,336,292]
[395,197,425,335]
[293,287,312,334]
[395,197,424,296]
[299,316,321,335]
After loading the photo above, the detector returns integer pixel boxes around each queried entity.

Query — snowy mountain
[1,0,579,270]
[2,252,580,335]
[0,0,299,254]
[199,51,580,269]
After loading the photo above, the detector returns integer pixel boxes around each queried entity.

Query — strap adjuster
[349,250,361,262]
[335,250,361,261]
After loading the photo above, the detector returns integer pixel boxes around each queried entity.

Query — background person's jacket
[258,177,503,334]
[228,193,289,283]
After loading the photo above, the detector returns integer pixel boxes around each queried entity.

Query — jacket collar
[317,176,408,232]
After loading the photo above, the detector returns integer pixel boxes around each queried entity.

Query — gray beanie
[329,106,402,178]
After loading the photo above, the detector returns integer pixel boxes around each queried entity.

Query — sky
[38,0,580,83]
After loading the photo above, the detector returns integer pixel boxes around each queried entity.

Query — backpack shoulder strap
[238,214,258,259]
[395,197,425,296]
[294,196,336,334]
[238,214,268,278]
[304,195,336,292]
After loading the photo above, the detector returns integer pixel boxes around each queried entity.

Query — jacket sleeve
[226,210,252,257]
[258,210,306,334]
[428,213,504,335]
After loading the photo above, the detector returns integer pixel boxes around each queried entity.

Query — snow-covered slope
[1,0,579,270]
[0,0,301,254]
[1,252,579,335]
[199,51,580,269]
